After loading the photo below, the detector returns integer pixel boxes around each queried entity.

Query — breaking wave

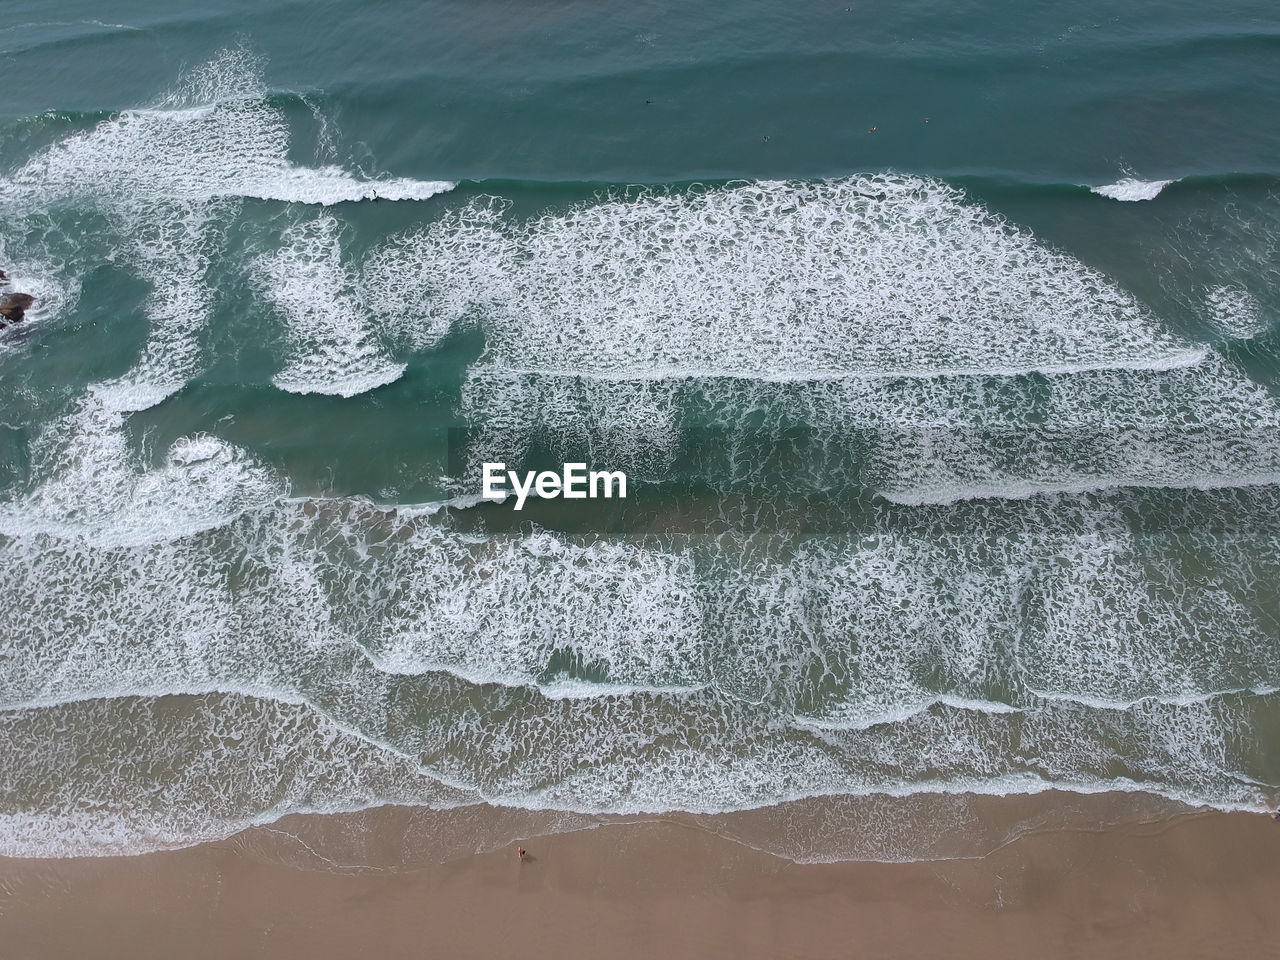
[0,485,1277,856]
[353,177,1280,502]
[0,47,454,209]
[0,47,450,407]
[1090,177,1176,201]
[369,178,1197,377]
[1,54,1278,861]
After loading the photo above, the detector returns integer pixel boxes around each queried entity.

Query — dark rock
[0,292,35,325]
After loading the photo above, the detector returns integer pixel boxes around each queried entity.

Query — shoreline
[3,797,1279,959]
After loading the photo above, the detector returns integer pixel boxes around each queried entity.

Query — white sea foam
[6,490,1277,722]
[92,199,233,409]
[6,490,1278,710]
[0,48,449,404]
[364,176,1280,500]
[257,214,406,397]
[791,696,1022,732]
[0,680,1266,859]
[2,105,1278,857]
[0,387,282,546]
[454,349,1280,504]
[1090,177,1176,201]
[864,354,1280,503]
[442,687,1270,815]
[350,176,1280,501]
[1207,284,1269,340]
[0,502,704,711]
[0,47,454,209]
[0,693,474,858]
[362,198,515,351]
[395,490,511,516]
[1025,685,1280,713]
[373,178,1194,378]
[354,528,705,691]
[0,487,1276,858]
[0,238,78,335]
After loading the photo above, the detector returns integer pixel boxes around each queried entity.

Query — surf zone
[481,462,628,510]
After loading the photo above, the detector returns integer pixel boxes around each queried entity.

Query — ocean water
[1,0,1279,861]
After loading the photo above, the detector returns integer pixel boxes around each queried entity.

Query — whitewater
[1,49,1278,862]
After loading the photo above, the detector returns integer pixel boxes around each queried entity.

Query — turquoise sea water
[1,1,1279,860]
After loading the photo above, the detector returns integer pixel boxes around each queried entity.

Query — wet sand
[2,806,1278,960]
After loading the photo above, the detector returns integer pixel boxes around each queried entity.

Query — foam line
[0,693,477,859]
[257,214,406,397]
[0,684,1272,857]
[454,352,1280,501]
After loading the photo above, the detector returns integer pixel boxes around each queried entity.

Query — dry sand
[2,805,1279,960]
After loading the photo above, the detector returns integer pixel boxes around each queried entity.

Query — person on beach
[517,846,528,861]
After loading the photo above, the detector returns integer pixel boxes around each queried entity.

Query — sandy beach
[3,4,1280,959]
[2,801,1278,960]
